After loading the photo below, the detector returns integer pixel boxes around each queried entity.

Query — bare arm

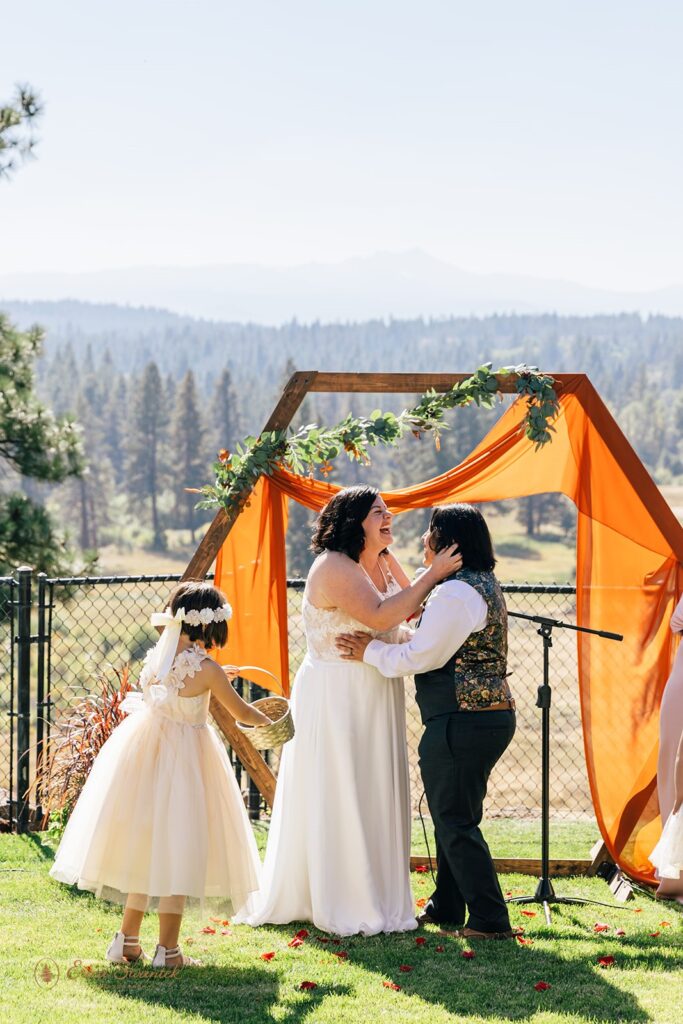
[314,546,462,631]
[205,662,271,726]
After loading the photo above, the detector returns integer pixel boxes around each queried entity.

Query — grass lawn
[2,822,682,1024]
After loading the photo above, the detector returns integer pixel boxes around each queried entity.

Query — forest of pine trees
[4,299,682,570]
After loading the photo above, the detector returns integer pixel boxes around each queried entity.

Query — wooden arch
[180,370,564,805]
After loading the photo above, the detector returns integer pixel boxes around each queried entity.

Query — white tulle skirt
[48,703,262,918]
[650,808,683,880]
[235,653,417,936]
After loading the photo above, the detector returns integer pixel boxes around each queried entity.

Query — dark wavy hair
[167,580,229,650]
[311,486,380,562]
[428,503,496,572]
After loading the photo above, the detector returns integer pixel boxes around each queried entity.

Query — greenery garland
[194,364,559,515]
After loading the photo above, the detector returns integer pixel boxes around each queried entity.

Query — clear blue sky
[3,0,682,290]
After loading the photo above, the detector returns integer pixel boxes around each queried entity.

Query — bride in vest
[235,486,460,936]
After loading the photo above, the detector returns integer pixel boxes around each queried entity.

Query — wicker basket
[235,666,294,750]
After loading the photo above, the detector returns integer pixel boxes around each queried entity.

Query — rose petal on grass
[659,921,671,927]
[414,865,429,873]
[316,936,330,943]
[593,922,610,933]
[295,929,310,940]
[415,937,427,946]
[331,938,341,945]
[299,981,317,990]
[221,929,232,936]
[383,981,401,991]
[435,945,445,953]
[399,964,413,972]
[461,950,475,960]
[534,981,551,991]
[333,951,349,960]
[598,955,616,968]
[210,916,223,923]
[415,898,427,908]
[288,938,305,948]
[201,926,216,934]
[517,936,534,946]
[649,931,660,938]
[520,910,537,917]
[615,929,626,937]
[260,952,276,961]
[634,908,643,913]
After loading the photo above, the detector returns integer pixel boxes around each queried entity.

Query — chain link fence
[1,573,595,829]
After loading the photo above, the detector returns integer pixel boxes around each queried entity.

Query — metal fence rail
[1,571,594,832]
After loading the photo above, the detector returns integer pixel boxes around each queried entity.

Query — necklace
[359,557,390,595]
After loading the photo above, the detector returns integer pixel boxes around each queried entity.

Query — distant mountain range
[2,249,683,324]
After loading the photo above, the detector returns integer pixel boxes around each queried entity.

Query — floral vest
[414,567,512,722]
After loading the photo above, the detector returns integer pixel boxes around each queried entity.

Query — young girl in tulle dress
[49,580,270,968]
[650,729,683,898]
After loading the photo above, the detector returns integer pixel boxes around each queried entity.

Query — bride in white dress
[236,486,460,936]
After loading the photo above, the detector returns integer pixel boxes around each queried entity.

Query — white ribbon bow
[120,607,184,715]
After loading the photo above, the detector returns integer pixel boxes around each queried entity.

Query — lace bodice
[126,642,211,727]
[302,578,403,662]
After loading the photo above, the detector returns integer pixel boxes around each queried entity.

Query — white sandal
[106,931,150,964]
[152,943,202,968]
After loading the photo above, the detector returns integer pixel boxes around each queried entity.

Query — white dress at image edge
[235,579,417,936]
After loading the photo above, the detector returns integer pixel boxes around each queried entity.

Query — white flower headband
[144,602,233,682]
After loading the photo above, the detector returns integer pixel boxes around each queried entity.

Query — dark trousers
[418,709,516,932]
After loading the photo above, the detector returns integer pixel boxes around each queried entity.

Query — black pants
[418,709,516,932]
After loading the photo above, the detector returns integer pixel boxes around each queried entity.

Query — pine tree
[209,367,241,462]
[0,314,84,571]
[125,362,167,549]
[168,370,206,541]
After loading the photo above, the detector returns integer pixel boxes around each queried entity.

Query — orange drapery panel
[214,374,683,883]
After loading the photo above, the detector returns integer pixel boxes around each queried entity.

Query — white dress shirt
[363,579,488,678]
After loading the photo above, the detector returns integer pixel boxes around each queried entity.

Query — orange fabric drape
[213,477,289,693]
[214,374,683,883]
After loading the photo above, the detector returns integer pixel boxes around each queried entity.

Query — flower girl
[49,580,270,968]
[650,728,683,898]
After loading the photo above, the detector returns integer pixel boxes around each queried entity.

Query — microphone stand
[505,610,625,924]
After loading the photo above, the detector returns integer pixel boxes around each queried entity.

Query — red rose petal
[399,964,413,972]
[414,865,429,873]
[288,937,305,948]
[415,898,427,908]
[316,936,329,943]
[517,936,534,946]
[260,952,276,961]
[650,931,660,937]
[299,981,317,990]
[415,937,427,946]
[593,922,610,933]
[598,955,615,968]
[634,908,643,913]
[461,950,475,960]
[659,921,671,927]
[534,981,551,991]
[295,929,310,939]
[333,950,349,960]
[201,926,216,934]
[383,981,401,991]
[331,938,341,945]
[435,945,445,953]
[521,910,537,917]
[615,929,626,937]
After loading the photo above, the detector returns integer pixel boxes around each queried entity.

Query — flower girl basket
[234,666,294,749]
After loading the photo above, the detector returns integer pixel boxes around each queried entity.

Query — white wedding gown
[235,582,417,935]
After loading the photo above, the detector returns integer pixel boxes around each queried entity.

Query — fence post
[35,572,48,822]
[15,566,33,834]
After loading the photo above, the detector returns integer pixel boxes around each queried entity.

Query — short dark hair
[428,503,496,572]
[167,580,229,650]
[311,486,380,562]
